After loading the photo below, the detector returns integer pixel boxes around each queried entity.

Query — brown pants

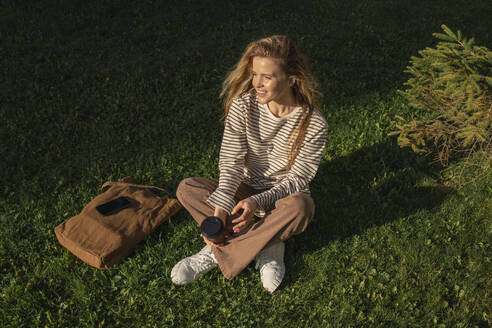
[176,177,315,280]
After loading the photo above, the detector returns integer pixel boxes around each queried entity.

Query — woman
[171,35,328,293]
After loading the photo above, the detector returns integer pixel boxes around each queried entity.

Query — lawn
[1,0,491,327]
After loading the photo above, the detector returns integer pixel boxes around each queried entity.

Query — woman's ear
[289,76,297,87]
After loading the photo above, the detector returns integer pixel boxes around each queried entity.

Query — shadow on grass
[282,137,454,288]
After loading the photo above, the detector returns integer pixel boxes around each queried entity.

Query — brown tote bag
[54,177,182,269]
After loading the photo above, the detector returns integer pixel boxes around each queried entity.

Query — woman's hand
[214,207,228,223]
[231,197,258,233]
[201,234,225,247]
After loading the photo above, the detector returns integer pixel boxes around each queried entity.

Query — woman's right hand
[214,207,228,224]
[201,234,224,247]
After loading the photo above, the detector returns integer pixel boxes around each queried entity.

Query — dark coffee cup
[201,216,226,243]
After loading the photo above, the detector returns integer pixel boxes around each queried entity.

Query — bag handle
[100,180,171,195]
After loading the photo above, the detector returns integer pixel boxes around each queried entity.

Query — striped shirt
[206,92,328,217]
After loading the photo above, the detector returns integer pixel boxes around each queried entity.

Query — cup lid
[200,216,223,238]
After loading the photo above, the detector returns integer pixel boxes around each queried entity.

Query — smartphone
[96,196,131,216]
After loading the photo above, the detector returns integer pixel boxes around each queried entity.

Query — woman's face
[251,56,295,106]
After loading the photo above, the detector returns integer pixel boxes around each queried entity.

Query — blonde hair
[220,35,322,170]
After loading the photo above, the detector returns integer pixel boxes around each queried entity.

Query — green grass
[1,0,491,327]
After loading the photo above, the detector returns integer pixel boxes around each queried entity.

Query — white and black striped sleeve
[206,98,248,214]
[250,119,328,211]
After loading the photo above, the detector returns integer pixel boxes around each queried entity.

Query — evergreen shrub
[390,25,491,185]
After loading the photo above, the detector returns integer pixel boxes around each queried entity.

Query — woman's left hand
[231,197,258,233]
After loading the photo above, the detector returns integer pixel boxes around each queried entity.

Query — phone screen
[96,197,131,216]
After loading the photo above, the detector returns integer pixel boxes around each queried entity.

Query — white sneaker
[170,245,218,285]
[255,241,285,293]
